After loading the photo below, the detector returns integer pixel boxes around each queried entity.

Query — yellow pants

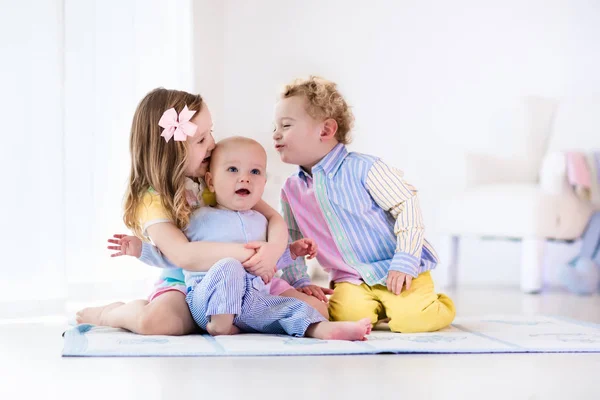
[328,271,456,333]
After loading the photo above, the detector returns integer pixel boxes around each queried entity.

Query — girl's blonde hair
[280,76,354,144]
[123,88,204,239]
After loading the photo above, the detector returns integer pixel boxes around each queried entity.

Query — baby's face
[207,142,267,211]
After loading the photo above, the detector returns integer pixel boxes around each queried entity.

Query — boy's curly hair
[280,76,354,144]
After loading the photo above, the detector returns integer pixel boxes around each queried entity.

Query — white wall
[193,1,225,138]
[211,0,600,286]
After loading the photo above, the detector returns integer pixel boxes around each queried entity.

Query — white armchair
[436,97,600,293]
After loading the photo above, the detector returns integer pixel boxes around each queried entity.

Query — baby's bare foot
[307,318,372,341]
[75,302,124,326]
[206,322,240,336]
[206,314,239,336]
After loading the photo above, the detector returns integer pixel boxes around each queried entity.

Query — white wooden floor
[2,286,600,400]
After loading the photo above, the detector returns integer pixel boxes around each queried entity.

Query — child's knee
[209,258,246,279]
[309,298,329,319]
[387,294,456,333]
[278,289,329,319]
[137,306,186,336]
[328,301,378,325]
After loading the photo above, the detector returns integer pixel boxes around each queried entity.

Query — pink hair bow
[158,105,198,142]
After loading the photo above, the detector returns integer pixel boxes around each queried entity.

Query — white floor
[2,286,600,400]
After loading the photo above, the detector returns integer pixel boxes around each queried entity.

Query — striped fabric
[280,144,439,288]
[280,176,363,288]
[186,258,325,336]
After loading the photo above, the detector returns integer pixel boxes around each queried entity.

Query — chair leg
[442,235,460,288]
[520,238,545,294]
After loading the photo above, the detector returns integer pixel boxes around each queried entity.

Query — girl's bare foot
[75,302,125,326]
[306,318,372,341]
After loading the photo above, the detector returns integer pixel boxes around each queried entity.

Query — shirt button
[328,173,333,178]
[327,211,332,216]
[338,236,343,240]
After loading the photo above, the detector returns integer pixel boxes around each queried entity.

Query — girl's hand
[107,234,142,258]
[290,238,318,260]
[242,241,278,283]
[297,285,334,303]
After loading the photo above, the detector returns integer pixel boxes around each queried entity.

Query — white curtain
[64,0,194,294]
[0,0,66,309]
[0,0,195,313]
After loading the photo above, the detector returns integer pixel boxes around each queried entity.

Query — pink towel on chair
[566,151,592,188]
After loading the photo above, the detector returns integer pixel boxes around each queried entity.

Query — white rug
[62,315,600,357]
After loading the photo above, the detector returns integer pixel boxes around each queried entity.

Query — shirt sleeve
[137,192,172,237]
[278,189,311,288]
[275,247,294,270]
[365,159,425,277]
[138,242,180,269]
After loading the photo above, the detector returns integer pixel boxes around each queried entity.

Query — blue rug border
[62,315,600,357]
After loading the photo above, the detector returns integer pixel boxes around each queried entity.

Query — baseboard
[67,280,153,302]
[0,298,66,319]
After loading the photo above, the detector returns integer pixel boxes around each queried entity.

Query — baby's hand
[386,271,413,295]
[107,234,142,258]
[290,238,318,260]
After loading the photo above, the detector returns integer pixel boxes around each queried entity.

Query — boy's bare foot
[306,318,372,341]
[75,302,125,326]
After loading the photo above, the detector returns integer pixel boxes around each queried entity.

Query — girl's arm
[254,199,288,254]
[242,199,289,276]
[146,222,255,272]
[146,199,287,273]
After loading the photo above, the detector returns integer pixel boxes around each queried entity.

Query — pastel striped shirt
[280,143,439,288]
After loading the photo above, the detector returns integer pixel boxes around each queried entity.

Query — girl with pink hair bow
[76,88,293,335]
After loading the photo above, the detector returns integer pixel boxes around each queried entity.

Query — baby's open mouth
[202,156,211,164]
[235,189,250,196]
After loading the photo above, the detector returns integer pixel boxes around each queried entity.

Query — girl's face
[185,106,216,179]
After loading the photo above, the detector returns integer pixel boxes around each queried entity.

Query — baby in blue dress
[140,136,371,340]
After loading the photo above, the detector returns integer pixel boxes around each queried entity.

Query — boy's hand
[242,241,277,283]
[107,234,142,258]
[290,238,318,260]
[386,271,413,295]
[297,285,334,303]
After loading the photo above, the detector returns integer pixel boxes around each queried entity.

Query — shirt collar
[296,143,348,181]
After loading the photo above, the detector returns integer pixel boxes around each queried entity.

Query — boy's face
[206,142,267,211]
[273,96,325,168]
